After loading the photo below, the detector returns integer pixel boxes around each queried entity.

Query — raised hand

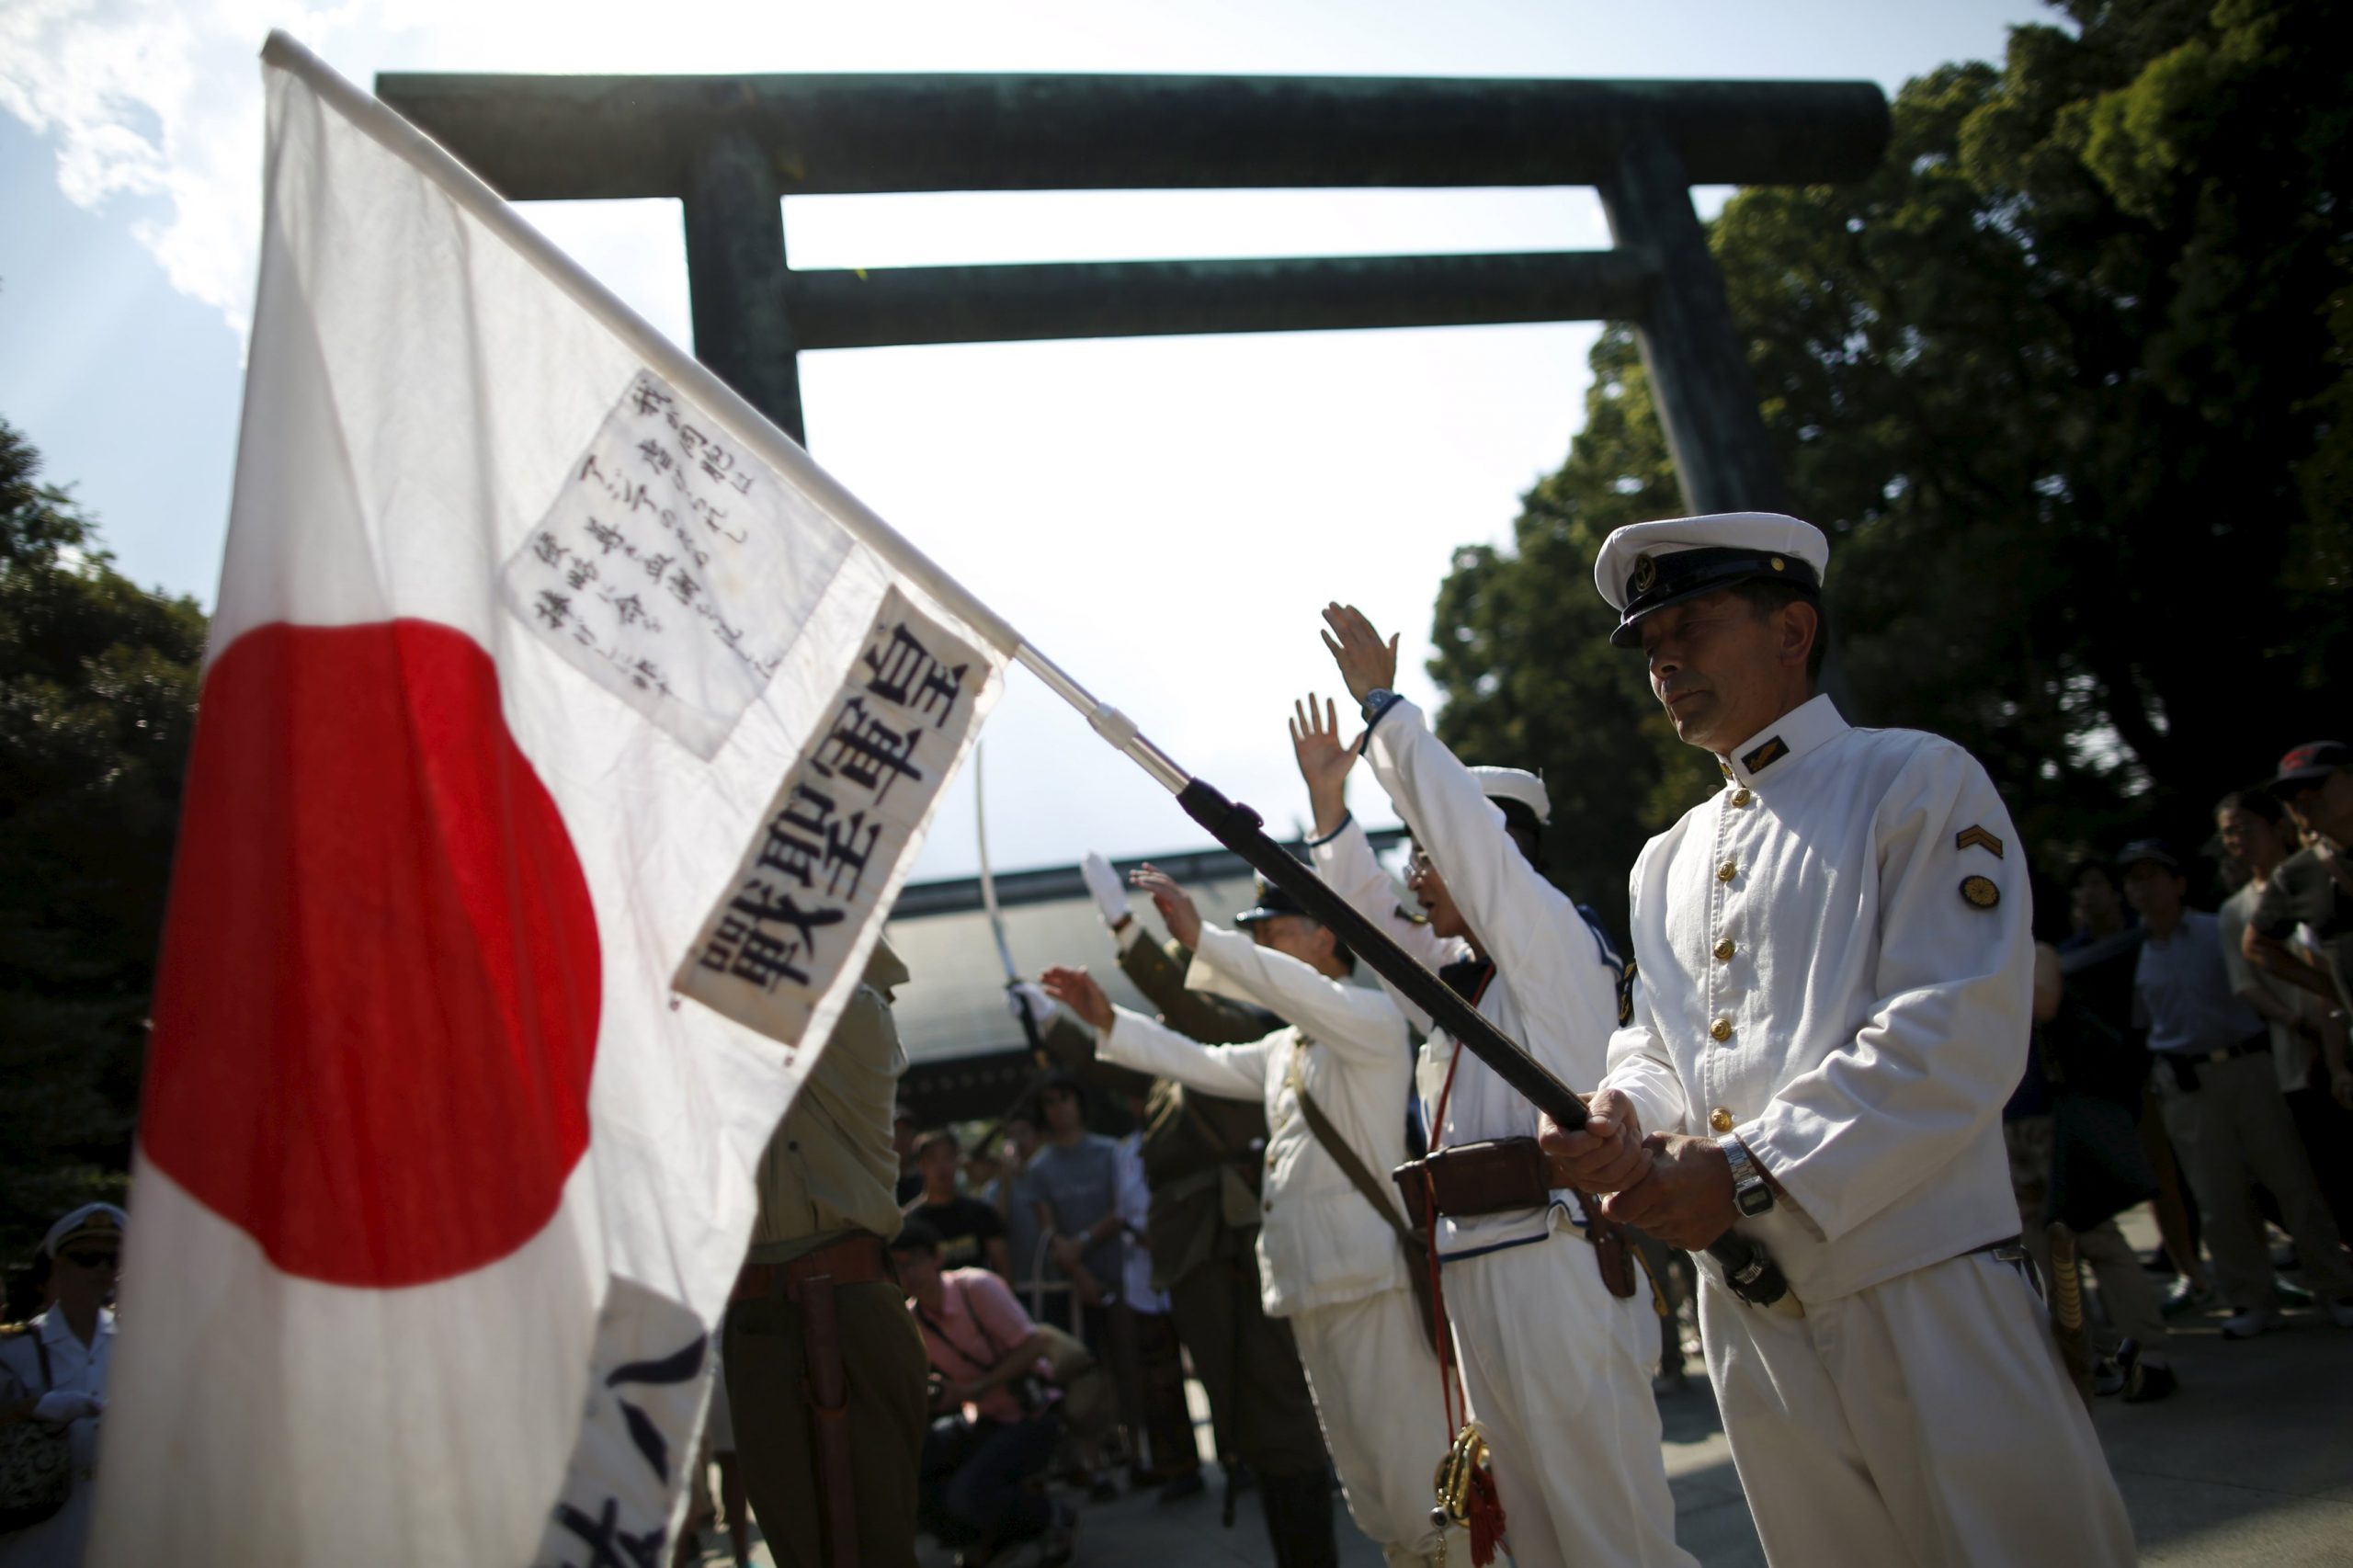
[1290,692,1358,836]
[1040,965,1115,1031]
[1129,863,1203,949]
[1319,602,1399,706]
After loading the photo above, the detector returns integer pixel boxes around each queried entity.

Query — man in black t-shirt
[904,1129,1012,1276]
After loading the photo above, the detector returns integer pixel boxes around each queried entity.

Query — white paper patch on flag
[678,586,986,1051]
[91,35,1007,1568]
[503,369,853,758]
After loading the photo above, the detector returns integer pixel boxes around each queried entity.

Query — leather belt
[1392,1136,1567,1220]
[732,1232,890,1304]
[1958,1233,2026,1261]
[2195,1032,2273,1066]
[1392,1137,1635,1299]
[731,1230,887,1568]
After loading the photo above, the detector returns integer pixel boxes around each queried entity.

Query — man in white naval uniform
[1040,872,1455,1568]
[1300,614,1695,1568]
[1547,511,2133,1566]
[1,1203,125,1568]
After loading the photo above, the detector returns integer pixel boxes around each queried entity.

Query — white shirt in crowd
[1112,1132,1166,1313]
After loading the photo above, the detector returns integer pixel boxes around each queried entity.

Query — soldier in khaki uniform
[725,940,929,1568]
[1021,858,1339,1568]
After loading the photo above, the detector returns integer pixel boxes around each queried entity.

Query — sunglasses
[62,1250,119,1270]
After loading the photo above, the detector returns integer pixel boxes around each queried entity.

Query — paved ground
[690,1209,2353,1566]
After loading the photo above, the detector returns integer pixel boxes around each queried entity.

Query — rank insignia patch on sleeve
[1617,960,1638,1027]
[1960,875,2001,909]
[1955,825,2006,858]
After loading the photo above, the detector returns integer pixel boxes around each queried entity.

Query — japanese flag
[90,35,1004,1566]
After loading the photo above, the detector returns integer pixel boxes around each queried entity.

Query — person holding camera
[895,1221,1077,1567]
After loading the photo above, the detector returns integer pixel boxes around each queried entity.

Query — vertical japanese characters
[503,369,852,760]
[676,587,985,1055]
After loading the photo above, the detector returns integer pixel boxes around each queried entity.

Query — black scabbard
[1176,778,1790,1311]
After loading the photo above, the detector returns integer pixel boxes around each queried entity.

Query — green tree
[1,419,206,1269]
[1432,0,2353,919]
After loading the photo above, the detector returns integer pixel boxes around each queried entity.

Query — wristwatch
[1718,1135,1774,1218]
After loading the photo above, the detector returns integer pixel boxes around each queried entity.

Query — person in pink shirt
[893,1221,1076,1566]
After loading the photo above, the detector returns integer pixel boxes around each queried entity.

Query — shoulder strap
[1286,1042,1416,1247]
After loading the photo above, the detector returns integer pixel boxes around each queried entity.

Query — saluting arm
[1037,1007,1157,1100]
[1120,930,1271,1045]
[1187,922,1412,1069]
[1100,1006,1274,1102]
[1360,697,1617,1080]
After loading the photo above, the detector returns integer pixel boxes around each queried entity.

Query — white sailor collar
[1715,693,1848,789]
[40,1306,115,1348]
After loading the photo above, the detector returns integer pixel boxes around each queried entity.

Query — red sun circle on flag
[144,619,600,1288]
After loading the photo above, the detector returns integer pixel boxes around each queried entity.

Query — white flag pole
[256,29,1188,795]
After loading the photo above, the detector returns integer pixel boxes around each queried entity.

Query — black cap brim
[1609,550,1821,648]
[2267,767,2337,801]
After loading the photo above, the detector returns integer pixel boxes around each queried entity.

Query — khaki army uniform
[726,941,929,1568]
[1042,929,1336,1565]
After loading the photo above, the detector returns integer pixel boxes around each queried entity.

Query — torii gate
[375,72,1888,516]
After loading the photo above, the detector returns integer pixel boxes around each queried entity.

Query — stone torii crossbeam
[375,72,1889,515]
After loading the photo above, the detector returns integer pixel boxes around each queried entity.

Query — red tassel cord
[1422,987,1510,1567]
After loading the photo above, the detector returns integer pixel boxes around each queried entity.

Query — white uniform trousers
[1699,1250,2134,1566]
[1442,1226,1695,1568]
[1290,1284,1459,1567]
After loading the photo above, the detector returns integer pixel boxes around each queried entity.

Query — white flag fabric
[91,36,1005,1567]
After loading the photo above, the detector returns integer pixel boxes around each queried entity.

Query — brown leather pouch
[1392,1143,1640,1301]
[1392,1137,1552,1219]
[1584,1203,1636,1299]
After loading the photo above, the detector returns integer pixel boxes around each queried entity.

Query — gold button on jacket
[1710,1017,1733,1041]
[1709,1108,1735,1133]
[1714,938,1736,962]
[1732,789,1753,807]
[1717,860,1738,883]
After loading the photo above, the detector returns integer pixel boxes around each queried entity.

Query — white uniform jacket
[1313,698,1624,1256]
[0,1306,115,1567]
[1097,923,1416,1318]
[1601,695,2030,1302]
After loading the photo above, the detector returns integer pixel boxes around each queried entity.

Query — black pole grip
[1175,778,1789,1311]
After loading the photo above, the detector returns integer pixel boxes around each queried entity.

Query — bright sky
[1,0,2045,881]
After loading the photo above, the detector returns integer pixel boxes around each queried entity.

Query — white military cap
[1593,512,1829,647]
[1469,767,1550,826]
[43,1201,128,1256]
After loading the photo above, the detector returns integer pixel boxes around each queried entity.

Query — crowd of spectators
[885,1075,1202,1565]
[2003,742,2353,1403]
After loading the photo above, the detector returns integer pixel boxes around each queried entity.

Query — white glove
[34,1391,100,1424]
[1081,853,1131,927]
[1007,982,1059,1029]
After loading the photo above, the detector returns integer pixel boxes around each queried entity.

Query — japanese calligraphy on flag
[90,36,1004,1568]
[680,589,984,1051]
